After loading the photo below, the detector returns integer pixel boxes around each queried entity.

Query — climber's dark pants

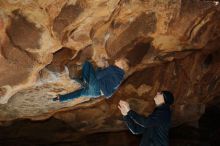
[59,61,101,102]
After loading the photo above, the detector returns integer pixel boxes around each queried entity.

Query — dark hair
[161,91,174,105]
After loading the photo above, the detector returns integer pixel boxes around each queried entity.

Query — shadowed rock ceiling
[0,0,220,145]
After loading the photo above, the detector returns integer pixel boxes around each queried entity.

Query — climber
[118,91,174,146]
[52,58,129,102]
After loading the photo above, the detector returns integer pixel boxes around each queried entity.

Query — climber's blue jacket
[96,65,125,98]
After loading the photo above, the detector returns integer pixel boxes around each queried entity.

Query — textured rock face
[0,0,220,143]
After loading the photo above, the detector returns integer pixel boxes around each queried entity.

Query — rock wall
[0,0,220,142]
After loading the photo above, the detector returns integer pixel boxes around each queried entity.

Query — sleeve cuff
[123,115,130,121]
[127,110,136,117]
